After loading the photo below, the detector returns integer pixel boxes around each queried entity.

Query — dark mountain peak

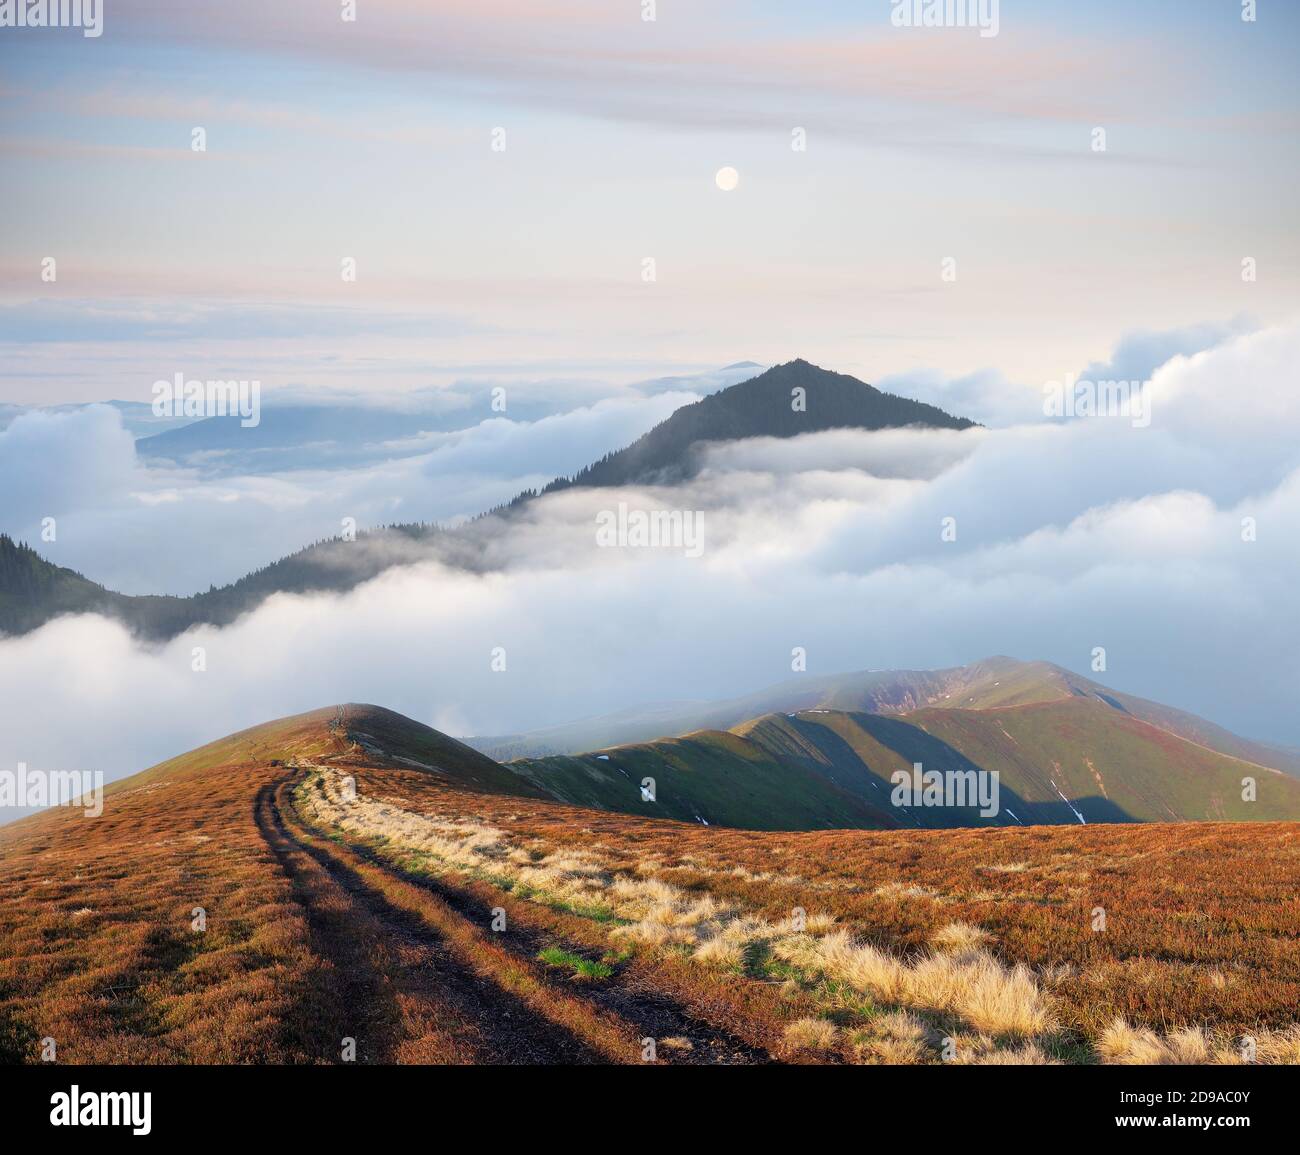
[770,356,836,374]
[4,361,978,641]
[538,359,975,495]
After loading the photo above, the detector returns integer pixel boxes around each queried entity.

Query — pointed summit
[543,359,976,491]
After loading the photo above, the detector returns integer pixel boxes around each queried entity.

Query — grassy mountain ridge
[476,655,1300,780]
[508,697,1300,829]
[119,703,541,799]
[0,703,541,831]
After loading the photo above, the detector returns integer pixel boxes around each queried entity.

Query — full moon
[715,166,739,192]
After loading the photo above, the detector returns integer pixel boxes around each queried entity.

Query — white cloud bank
[1,323,1298,802]
[0,388,705,593]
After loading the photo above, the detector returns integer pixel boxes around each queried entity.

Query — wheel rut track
[372,860,774,1064]
[254,781,408,1061]
[264,777,629,1064]
[287,775,775,1064]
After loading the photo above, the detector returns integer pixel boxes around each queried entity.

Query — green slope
[477,656,1300,780]
[507,727,901,831]
[511,698,1300,830]
[905,699,1300,823]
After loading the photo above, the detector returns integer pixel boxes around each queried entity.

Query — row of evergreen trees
[0,534,85,596]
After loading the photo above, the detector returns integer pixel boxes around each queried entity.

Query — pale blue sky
[1,0,1298,403]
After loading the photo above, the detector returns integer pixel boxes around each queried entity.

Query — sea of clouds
[1,322,1297,807]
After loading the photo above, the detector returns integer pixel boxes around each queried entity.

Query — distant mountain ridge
[2,360,975,639]
[506,698,1300,829]
[499,659,1300,829]
[132,363,767,473]
[474,656,1300,780]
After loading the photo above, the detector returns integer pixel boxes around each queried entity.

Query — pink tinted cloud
[100,0,1173,131]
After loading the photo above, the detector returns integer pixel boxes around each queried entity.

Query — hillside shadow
[786,713,1135,828]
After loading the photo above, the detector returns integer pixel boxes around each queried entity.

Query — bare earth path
[258,780,622,1063]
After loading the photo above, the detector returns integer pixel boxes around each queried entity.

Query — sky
[1,3,1299,806]
[1,0,1298,403]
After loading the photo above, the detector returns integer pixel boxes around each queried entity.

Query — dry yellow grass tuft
[932,921,993,952]
[1254,1027,1300,1064]
[775,930,1055,1039]
[850,1010,934,1065]
[1094,1016,1300,1065]
[783,1018,840,1052]
[971,1042,1060,1065]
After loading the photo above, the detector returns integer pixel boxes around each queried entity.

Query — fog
[1,323,1297,815]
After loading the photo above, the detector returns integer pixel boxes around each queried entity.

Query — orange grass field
[2,706,1299,1066]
